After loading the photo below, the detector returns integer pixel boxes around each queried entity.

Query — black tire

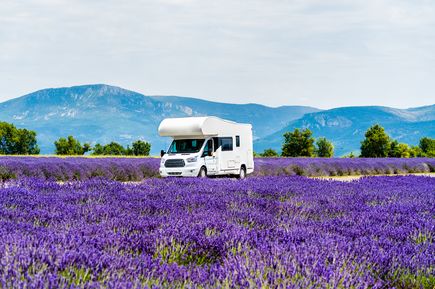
[198,166,207,178]
[238,166,246,179]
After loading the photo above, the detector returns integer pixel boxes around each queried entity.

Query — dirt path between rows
[311,173,435,182]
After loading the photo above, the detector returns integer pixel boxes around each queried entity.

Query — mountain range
[0,84,433,155]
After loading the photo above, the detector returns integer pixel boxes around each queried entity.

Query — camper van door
[216,136,237,171]
[203,139,217,173]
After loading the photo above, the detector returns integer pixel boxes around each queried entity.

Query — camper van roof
[158,116,249,137]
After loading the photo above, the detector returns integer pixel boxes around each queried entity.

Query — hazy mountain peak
[5,84,138,105]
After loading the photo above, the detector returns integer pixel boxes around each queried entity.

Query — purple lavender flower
[0,175,433,288]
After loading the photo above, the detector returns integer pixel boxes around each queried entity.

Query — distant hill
[0,84,318,154]
[0,84,433,155]
[254,105,435,156]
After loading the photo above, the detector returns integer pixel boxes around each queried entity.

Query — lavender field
[0,157,434,181]
[0,176,434,288]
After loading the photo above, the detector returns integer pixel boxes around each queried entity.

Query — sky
[1,0,435,109]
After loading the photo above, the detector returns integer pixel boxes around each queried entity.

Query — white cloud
[0,0,434,108]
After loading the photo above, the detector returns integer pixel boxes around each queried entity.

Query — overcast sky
[1,0,435,109]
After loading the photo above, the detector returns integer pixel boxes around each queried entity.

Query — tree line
[0,122,151,156]
[1,121,434,157]
[54,136,151,156]
[258,124,434,158]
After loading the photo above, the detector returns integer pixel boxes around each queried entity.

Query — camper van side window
[236,136,240,147]
[219,137,233,151]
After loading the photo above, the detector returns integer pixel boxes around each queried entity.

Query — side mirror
[160,150,165,157]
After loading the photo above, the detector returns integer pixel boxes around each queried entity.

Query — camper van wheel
[198,166,207,178]
[238,166,246,179]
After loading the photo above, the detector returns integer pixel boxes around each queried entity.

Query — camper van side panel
[212,124,254,175]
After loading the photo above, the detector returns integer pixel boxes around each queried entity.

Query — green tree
[0,122,40,155]
[342,152,356,158]
[54,136,90,155]
[92,143,105,155]
[397,143,411,158]
[15,129,40,154]
[260,148,279,157]
[103,142,125,155]
[419,137,435,157]
[315,137,334,157]
[409,146,423,158]
[131,140,151,156]
[0,122,16,154]
[360,124,391,158]
[91,142,126,155]
[388,140,411,158]
[92,140,150,156]
[82,143,91,154]
[281,128,315,157]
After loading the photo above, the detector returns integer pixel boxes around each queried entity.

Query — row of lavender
[0,157,434,181]
[254,157,435,177]
[1,176,433,288]
[0,157,160,181]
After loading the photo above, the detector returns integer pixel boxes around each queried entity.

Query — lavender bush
[0,157,160,181]
[0,176,433,288]
[253,157,435,177]
[0,157,434,181]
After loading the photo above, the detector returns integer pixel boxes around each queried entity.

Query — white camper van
[158,116,254,178]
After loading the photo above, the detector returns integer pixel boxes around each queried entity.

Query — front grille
[168,172,182,176]
[165,159,185,168]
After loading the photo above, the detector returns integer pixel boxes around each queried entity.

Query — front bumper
[159,166,201,177]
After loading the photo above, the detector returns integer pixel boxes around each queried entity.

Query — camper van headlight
[186,156,198,163]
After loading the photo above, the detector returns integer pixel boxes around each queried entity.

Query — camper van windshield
[168,139,205,154]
